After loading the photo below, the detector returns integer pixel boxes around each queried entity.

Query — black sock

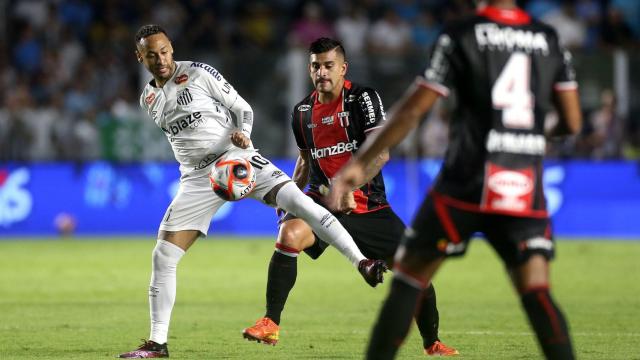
[521,288,575,360]
[415,283,440,348]
[264,251,297,325]
[366,278,422,360]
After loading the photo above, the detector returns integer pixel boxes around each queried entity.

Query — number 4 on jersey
[491,52,534,129]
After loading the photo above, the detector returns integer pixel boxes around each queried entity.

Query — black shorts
[281,200,405,261]
[404,191,555,268]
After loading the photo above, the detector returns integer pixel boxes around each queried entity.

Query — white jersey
[139,61,254,176]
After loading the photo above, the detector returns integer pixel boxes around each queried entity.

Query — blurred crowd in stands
[0,0,639,162]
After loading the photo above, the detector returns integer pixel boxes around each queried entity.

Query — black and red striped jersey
[419,6,577,218]
[291,80,389,213]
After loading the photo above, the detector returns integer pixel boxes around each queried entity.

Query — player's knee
[151,240,185,271]
[277,221,314,250]
[510,254,550,292]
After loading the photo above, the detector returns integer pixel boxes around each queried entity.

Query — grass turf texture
[0,238,639,359]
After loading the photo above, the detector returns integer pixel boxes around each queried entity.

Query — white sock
[149,239,185,344]
[275,182,366,266]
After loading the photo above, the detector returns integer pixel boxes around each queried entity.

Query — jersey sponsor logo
[475,23,549,54]
[346,94,357,103]
[145,92,156,105]
[161,111,204,136]
[271,170,285,178]
[310,140,358,159]
[486,130,546,155]
[321,115,334,125]
[177,88,193,106]
[190,62,223,81]
[360,91,376,125]
[174,73,189,85]
[307,123,317,129]
[298,104,311,111]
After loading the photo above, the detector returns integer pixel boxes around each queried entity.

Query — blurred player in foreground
[242,38,457,356]
[330,0,582,359]
[117,25,386,359]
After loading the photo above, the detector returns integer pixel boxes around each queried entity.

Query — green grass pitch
[1,237,639,359]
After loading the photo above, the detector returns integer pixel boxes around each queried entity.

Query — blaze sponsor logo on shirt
[161,112,204,136]
[145,92,156,105]
[174,73,189,84]
[310,140,358,159]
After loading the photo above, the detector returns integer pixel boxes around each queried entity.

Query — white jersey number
[491,53,534,129]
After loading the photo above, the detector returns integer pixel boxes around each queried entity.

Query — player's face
[309,49,347,95]
[136,33,175,82]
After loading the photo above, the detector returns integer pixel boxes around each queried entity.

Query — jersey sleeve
[291,110,307,150]
[553,48,578,92]
[194,62,254,136]
[357,89,387,134]
[417,30,457,97]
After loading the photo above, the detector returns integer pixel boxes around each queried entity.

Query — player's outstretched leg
[415,283,459,356]
[274,182,386,286]
[117,340,169,358]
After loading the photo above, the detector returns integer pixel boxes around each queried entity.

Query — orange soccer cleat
[242,317,280,345]
[425,340,459,356]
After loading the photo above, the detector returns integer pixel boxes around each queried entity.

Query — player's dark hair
[309,38,346,60]
[135,24,168,44]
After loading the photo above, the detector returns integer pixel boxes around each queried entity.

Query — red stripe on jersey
[477,6,531,26]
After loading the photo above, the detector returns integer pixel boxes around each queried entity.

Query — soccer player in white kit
[117,25,387,358]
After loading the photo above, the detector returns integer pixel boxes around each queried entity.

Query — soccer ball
[209,157,257,201]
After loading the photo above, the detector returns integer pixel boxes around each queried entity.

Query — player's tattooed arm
[352,149,389,190]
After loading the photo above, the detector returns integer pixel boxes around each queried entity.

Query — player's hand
[328,161,366,212]
[320,184,356,214]
[231,131,250,149]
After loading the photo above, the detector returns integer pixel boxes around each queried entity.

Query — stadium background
[1,0,639,237]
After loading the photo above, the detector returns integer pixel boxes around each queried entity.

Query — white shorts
[159,148,291,236]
